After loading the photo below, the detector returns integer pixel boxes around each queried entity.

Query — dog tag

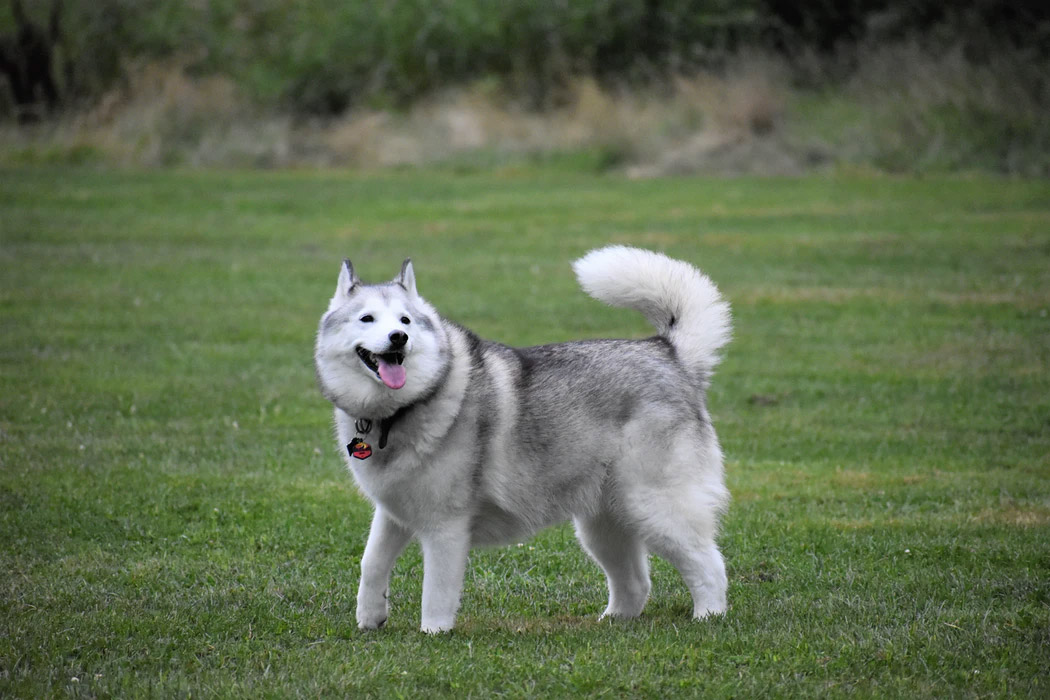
[348,438,372,460]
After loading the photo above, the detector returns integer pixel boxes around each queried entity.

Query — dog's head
[315,258,447,415]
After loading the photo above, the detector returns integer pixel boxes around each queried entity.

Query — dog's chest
[344,428,478,528]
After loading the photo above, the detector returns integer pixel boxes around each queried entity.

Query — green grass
[2,167,1048,697]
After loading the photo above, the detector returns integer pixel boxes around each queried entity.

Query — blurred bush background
[2,0,1047,174]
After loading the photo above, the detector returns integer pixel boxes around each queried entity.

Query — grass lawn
[1,166,1048,697]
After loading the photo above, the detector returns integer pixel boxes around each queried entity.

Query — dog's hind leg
[652,536,727,619]
[637,486,728,618]
[575,511,651,619]
[626,438,729,619]
[357,507,413,629]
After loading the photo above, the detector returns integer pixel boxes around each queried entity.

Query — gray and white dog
[315,246,731,633]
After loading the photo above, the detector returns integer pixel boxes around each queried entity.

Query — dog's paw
[420,619,455,634]
[598,609,642,622]
[357,610,389,630]
[357,587,391,630]
[693,603,727,619]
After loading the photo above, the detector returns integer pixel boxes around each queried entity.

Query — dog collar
[345,369,447,460]
[353,415,400,449]
[348,405,411,460]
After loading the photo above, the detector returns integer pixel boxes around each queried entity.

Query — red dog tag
[348,438,372,460]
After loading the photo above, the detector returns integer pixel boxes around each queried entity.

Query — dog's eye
[360,314,374,323]
[401,316,411,324]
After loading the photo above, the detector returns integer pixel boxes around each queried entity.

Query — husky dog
[315,246,731,633]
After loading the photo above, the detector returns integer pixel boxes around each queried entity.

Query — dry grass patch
[0,57,808,173]
[6,41,1046,175]
[972,506,1050,529]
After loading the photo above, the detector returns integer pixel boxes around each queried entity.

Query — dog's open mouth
[356,346,407,390]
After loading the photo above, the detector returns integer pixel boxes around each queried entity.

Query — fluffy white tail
[573,245,731,375]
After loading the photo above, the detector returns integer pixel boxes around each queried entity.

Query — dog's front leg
[418,519,471,633]
[357,507,412,630]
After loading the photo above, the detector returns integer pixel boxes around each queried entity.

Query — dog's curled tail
[573,245,731,375]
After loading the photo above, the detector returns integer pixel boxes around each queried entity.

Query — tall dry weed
[839,41,1050,174]
[2,60,293,167]
[3,46,1043,175]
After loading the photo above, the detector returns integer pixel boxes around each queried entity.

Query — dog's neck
[354,404,411,450]
[340,336,456,451]
[351,368,449,449]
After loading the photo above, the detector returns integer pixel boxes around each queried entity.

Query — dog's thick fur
[315,246,731,632]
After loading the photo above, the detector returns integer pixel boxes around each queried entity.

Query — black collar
[350,360,450,452]
[356,404,412,450]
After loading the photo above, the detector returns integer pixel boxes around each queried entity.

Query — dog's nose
[388,330,408,348]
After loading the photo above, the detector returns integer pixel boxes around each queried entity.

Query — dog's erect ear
[336,258,360,298]
[396,258,417,296]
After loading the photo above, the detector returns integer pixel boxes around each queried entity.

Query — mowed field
[1,167,1048,697]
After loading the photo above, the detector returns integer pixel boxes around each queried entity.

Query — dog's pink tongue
[377,358,406,389]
